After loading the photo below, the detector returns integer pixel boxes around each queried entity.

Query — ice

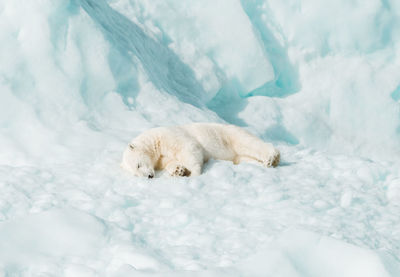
[0,209,105,259]
[1,0,400,276]
[0,209,106,276]
[109,0,275,99]
[110,230,400,277]
[237,229,398,277]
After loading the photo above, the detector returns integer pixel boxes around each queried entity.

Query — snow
[0,0,400,276]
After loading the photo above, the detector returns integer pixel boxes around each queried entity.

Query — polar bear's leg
[169,144,204,177]
[179,158,202,177]
[156,156,189,177]
[233,156,259,165]
[165,160,202,177]
[161,145,203,177]
[165,162,192,177]
[229,127,280,167]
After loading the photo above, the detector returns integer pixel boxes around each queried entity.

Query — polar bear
[121,123,280,178]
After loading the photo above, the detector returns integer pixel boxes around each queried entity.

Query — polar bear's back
[134,123,259,162]
[182,123,238,161]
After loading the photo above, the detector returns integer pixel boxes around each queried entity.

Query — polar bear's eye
[137,164,141,169]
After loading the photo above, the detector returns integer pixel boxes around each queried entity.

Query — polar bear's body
[122,123,280,178]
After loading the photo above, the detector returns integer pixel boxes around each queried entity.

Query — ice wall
[1,0,399,162]
[262,0,400,159]
[108,0,400,160]
[0,0,219,167]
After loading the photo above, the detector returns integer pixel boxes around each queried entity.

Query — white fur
[121,123,280,178]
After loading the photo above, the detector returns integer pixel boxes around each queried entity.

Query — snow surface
[0,0,400,276]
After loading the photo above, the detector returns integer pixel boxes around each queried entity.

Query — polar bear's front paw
[171,165,191,177]
[263,149,280,168]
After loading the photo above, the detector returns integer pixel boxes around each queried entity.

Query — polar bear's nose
[148,174,154,179]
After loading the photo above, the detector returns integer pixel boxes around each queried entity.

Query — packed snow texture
[0,0,400,276]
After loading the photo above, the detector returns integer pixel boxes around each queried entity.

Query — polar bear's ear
[129,144,135,150]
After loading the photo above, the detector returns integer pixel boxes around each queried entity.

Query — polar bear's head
[121,144,155,178]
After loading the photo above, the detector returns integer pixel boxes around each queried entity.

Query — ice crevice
[239,0,301,98]
[78,0,206,107]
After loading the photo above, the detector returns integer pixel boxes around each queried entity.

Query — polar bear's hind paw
[264,150,280,168]
[271,151,280,167]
